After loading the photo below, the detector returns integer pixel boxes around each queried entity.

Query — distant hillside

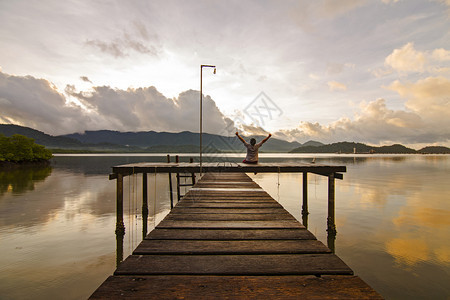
[0,125,142,152]
[145,144,219,153]
[302,140,324,147]
[290,141,417,154]
[418,146,450,154]
[3,124,448,154]
[1,125,301,152]
[0,124,83,148]
[63,130,302,152]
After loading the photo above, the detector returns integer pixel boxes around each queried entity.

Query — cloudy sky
[0,0,449,147]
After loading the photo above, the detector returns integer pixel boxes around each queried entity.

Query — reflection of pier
[91,165,382,298]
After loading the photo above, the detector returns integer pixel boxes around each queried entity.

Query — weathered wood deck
[90,172,382,299]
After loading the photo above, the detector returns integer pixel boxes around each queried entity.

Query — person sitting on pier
[235,132,272,164]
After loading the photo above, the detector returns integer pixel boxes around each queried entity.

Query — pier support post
[167,155,174,209]
[142,172,148,238]
[142,173,148,215]
[302,172,308,216]
[176,155,181,202]
[190,157,196,184]
[115,173,125,235]
[327,174,337,234]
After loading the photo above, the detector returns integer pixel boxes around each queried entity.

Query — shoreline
[0,160,51,169]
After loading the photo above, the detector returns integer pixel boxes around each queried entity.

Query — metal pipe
[199,64,216,176]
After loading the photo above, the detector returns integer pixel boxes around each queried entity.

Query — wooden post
[176,155,181,202]
[142,172,148,239]
[302,172,308,216]
[327,174,337,234]
[190,157,196,184]
[115,173,125,235]
[167,155,173,209]
[142,173,148,215]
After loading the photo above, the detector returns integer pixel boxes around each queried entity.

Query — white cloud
[435,0,450,7]
[290,0,366,32]
[275,91,449,146]
[382,43,450,76]
[431,48,450,61]
[328,81,348,91]
[387,76,450,124]
[309,73,321,80]
[321,0,366,17]
[385,42,426,72]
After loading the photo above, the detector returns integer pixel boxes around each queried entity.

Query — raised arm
[235,132,246,144]
[260,133,272,144]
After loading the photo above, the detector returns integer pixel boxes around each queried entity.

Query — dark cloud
[85,39,126,57]
[0,70,232,135]
[85,23,160,58]
[67,86,232,134]
[80,76,92,83]
[0,71,90,135]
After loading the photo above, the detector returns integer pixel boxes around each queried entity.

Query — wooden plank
[90,275,383,299]
[145,228,316,240]
[157,220,305,229]
[169,208,289,214]
[179,199,277,203]
[192,184,261,189]
[181,194,274,199]
[181,195,274,200]
[185,191,270,196]
[196,182,256,185]
[189,188,264,192]
[164,213,297,221]
[175,202,282,208]
[114,254,353,276]
[133,240,331,255]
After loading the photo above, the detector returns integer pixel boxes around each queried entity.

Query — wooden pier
[91,171,382,299]
[109,162,346,235]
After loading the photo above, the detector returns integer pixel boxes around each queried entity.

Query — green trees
[0,134,52,162]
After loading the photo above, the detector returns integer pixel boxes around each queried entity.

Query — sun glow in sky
[0,0,449,148]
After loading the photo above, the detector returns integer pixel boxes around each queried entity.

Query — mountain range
[0,124,304,153]
[1,124,449,154]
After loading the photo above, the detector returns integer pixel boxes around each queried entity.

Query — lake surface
[0,154,449,299]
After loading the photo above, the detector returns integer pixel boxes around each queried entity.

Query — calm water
[0,154,449,299]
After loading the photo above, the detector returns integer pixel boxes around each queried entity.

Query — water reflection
[116,232,124,268]
[1,155,449,300]
[0,165,52,195]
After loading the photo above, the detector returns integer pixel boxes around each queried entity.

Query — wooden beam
[310,171,344,180]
